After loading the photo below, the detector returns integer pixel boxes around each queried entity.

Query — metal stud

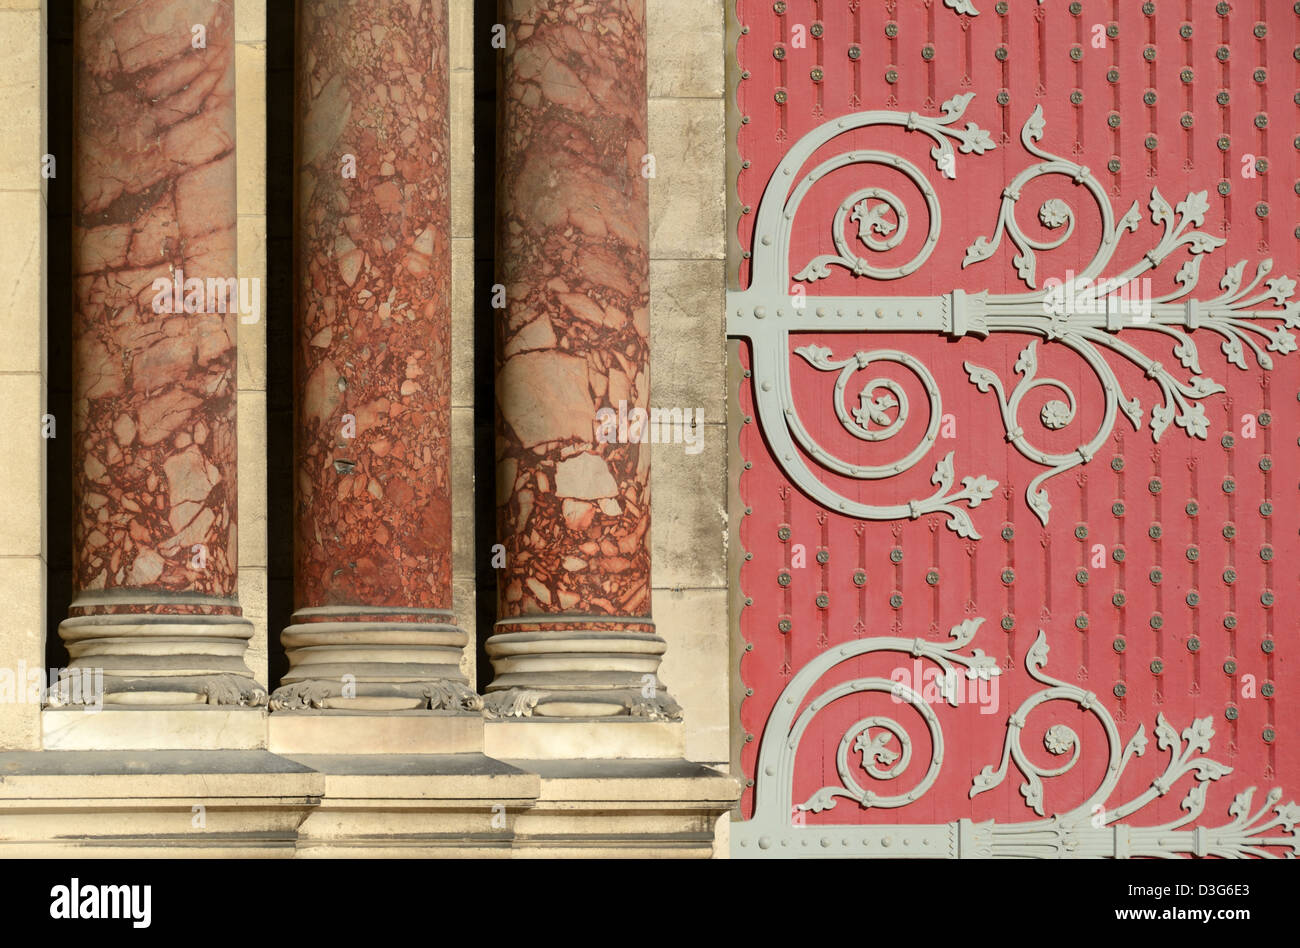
[1113,592,1127,607]
[1148,524,1162,540]
[1222,433,1235,448]
[1148,478,1162,494]
[1180,23,1193,39]
[1254,69,1267,83]
[1143,91,1157,106]
[778,618,792,633]
[1181,113,1195,128]
[852,570,867,587]
[777,525,791,541]
[1260,456,1273,472]
[1261,501,1274,516]
[1113,637,1126,653]
[1261,545,1274,562]
[1179,68,1193,83]
[1150,659,1164,674]
[1145,135,1159,151]
[884,22,898,38]
[889,593,902,609]
[810,67,824,82]
[1255,114,1269,129]
[1255,158,1268,173]
[1224,660,1237,675]
[1263,728,1276,744]
[1107,24,1119,38]
[925,569,939,586]
[1001,568,1015,585]
[1225,705,1239,721]
[1113,547,1127,563]
[1186,501,1199,516]
[1150,614,1164,630]
[774,89,788,104]
[1075,569,1089,585]
[1216,91,1230,106]
[1225,614,1238,630]
[773,45,786,60]
[1217,136,1232,151]
[1187,636,1200,652]
[1216,2,1229,15]
[815,593,829,609]
[1254,23,1268,38]
[1108,158,1121,173]
[810,21,824,38]
[1262,682,1275,698]
[815,549,829,565]
[1223,568,1237,584]
[1187,546,1200,562]
[1076,614,1089,630]
[1222,478,1236,494]
[1112,502,1125,516]
[996,90,1010,106]
[885,69,898,84]
[1186,590,1200,606]
[1107,113,1122,128]
[1068,1,1081,14]
[848,44,861,60]
[1108,68,1122,83]
[1143,46,1157,62]
[1141,1,1153,13]
[1001,615,1015,631]
[1262,638,1275,653]
[778,571,792,587]
[889,548,903,563]
[921,45,935,61]
[1262,590,1275,607]
[1111,457,1124,472]
[1069,46,1083,62]
[1070,90,1084,105]
[1216,46,1230,62]
[1001,525,1014,541]
[995,45,1008,61]
[1114,683,1127,698]
[1258,411,1271,427]
[1074,525,1088,540]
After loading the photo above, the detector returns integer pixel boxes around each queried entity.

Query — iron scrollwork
[727,93,1300,536]
[732,619,1300,858]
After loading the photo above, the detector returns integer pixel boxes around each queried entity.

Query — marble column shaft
[485,0,679,719]
[60,0,263,706]
[273,0,477,712]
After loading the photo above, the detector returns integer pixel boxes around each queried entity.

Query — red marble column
[483,0,679,719]
[271,0,478,712]
[58,0,263,705]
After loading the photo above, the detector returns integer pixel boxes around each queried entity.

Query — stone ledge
[0,751,323,857]
[43,708,269,751]
[484,718,686,759]
[269,710,483,755]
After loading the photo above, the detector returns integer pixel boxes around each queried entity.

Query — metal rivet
[1225,705,1239,721]
[774,89,788,104]
[1216,2,1230,15]
[773,45,786,60]
[1260,456,1273,472]
[1217,136,1232,151]
[1218,180,1231,196]
[1145,136,1158,151]
[777,525,791,541]
[1149,525,1162,540]
[924,569,939,586]
[1107,24,1119,38]
[1187,546,1200,562]
[1113,592,1127,607]
[777,619,791,633]
[996,90,1010,106]
[1143,91,1157,106]
[1150,614,1164,630]
[815,549,829,565]
[1222,433,1235,448]
[1222,478,1235,494]
[1186,501,1199,516]
[777,571,792,587]
[810,21,823,38]
[1255,114,1269,129]
[1225,614,1239,630]
[1107,113,1122,128]
[1262,682,1275,698]
[1180,23,1194,39]
[1069,1,1084,14]
[1108,68,1122,83]
[1143,46,1157,61]
[1224,660,1237,675]
[1001,525,1014,541]
[1254,23,1267,38]
[1108,158,1121,173]
[745,642,754,651]
[1074,525,1088,540]
[1262,590,1275,607]
[815,593,829,609]
[1111,457,1125,472]
[1112,502,1125,516]
[889,593,903,609]
[773,0,786,11]
[1148,479,1162,495]
[921,45,935,61]
[1001,568,1015,585]
[1113,637,1126,653]
[1223,568,1237,584]
[1076,614,1089,630]
[1070,90,1084,105]
[1179,68,1193,83]
[1150,659,1164,674]
[1069,46,1084,62]
[1113,547,1126,563]
[885,69,898,84]
[995,46,1008,61]
[889,548,903,563]
[1186,590,1200,606]
[1260,501,1274,517]
[852,570,867,587]
[1254,69,1267,83]
[1258,411,1272,427]
[810,67,824,82]
[1216,48,1231,63]
[1260,545,1274,562]
[1216,91,1230,107]
[1075,569,1089,585]
[1114,683,1127,698]
[1188,636,1201,652]
[1181,113,1195,129]
[1263,728,1276,744]
[1000,615,1015,631]
[1262,638,1275,653]
[1141,0,1155,12]
[884,22,898,38]
[848,44,861,60]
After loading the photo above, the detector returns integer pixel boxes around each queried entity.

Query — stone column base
[56,613,266,706]
[272,608,480,712]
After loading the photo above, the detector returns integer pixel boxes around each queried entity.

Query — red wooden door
[729,0,1300,857]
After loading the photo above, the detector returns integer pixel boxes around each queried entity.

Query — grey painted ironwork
[732,619,1300,858]
[727,94,1300,537]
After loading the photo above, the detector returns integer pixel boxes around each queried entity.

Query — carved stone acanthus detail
[268,679,481,712]
[481,688,684,721]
